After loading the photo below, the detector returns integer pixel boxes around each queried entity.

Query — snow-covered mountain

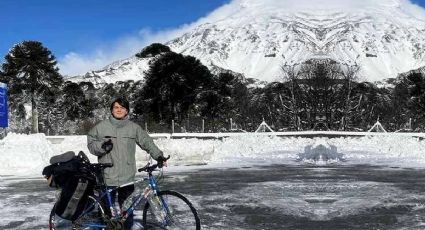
[66,56,151,85]
[70,0,425,84]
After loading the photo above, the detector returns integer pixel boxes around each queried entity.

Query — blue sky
[413,0,425,6]
[1,0,425,75]
[0,0,230,57]
[0,0,230,75]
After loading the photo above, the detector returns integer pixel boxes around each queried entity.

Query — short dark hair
[110,97,130,111]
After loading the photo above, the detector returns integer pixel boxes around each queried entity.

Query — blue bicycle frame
[78,164,169,229]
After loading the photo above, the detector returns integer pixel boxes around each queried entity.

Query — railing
[45,131,425,144]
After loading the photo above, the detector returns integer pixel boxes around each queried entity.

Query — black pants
[107,184,135,229]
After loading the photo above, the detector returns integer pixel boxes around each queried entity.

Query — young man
[87,97,167,229]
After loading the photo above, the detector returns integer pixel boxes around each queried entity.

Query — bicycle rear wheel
[49,195,108,230]
[142,190,200,230]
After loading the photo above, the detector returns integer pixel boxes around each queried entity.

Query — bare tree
[281,62,302,130]
[280,59,360,130]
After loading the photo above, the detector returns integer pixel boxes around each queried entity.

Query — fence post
[187,115,190,132]
[202,119,205,133]
[230,118,233,130]
[172,120,174,133]
[145,122,148,132]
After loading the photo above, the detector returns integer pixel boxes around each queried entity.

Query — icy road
[2,162,425,229]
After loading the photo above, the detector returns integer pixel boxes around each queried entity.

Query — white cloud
[59,52,106,77]
[59,32,163,76]
[58,23,200,76]
[58,0,425,76]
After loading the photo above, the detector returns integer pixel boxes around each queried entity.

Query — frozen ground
[1,133,425,229]
[2,163,425,229]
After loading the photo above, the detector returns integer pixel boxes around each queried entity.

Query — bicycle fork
[147,177,173,226]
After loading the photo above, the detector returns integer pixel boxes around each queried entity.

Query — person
[87,97,167,229]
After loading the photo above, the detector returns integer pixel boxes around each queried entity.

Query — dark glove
[157,155,170,168]
[101,139,113,153]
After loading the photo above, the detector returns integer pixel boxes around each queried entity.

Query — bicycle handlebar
[138,155,170,172]
[138,163,158,173]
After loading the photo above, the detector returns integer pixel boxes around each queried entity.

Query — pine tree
[198,72,250,130]
[135,43,171,58]
[135,52,213,124]
[61,81,92,121]
[1,41,63,133]
[405,72,425,130]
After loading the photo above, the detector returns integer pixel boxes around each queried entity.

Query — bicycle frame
[78,165,167,229]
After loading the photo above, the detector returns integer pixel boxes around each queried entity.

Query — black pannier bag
[42,151,96,221]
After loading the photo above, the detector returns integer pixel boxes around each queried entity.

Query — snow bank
[0,133,55,175]
[1,133,425,176]
[328,135,425,165]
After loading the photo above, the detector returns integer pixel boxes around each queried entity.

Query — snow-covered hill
[71,0,425,84]
[67,56,151,85]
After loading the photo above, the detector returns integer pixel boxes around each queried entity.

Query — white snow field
[1,132,425,176]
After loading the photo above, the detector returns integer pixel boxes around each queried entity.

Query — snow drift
[1,132,425,176]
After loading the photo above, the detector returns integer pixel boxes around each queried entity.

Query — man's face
[112,102,128,119]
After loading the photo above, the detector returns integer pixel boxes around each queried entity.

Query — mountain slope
[67,56,151,85]
[168,0,425,82]
[72,0,425,84]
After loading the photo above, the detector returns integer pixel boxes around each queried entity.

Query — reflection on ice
[297,139,345,165]
[247,180,425,221]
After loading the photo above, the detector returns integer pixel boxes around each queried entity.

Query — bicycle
[48,159,201,229]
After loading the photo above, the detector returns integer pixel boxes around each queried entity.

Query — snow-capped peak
[73,0,425,84]
[167,0,425,82]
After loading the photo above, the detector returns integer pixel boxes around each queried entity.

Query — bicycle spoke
[72,196,107,230]
[142,190,200,230]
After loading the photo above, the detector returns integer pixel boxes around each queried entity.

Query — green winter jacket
[87,116,163,186]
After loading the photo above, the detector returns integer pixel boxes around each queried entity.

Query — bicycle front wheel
[142,190,201,230]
